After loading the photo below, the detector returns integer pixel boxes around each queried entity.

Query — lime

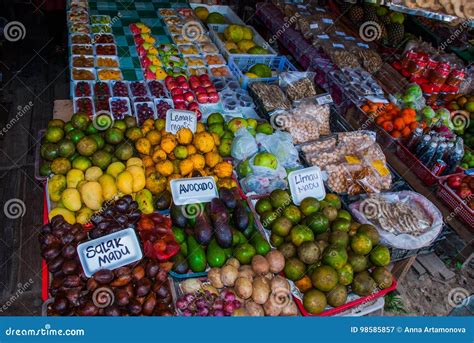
[45,126,64,143]
[72,156,92,171]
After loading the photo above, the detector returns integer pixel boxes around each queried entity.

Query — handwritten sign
[166,109,197,134]
[170,176,218,205]
[288,167,325,205]
[77,228,142,277]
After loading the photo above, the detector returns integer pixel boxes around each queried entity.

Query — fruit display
[112,81,129,97]
[73,55,94,68]
[42,215,175,316]
[219,24,270,55]
[74,81,92,97]
[110,97,132,119]
[170,189,270,274]
[252,190,393,314]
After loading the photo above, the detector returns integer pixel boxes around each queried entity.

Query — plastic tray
[73,96,95,116]
[208,25,277,62]
[70,44,93,56]
[134,101,157,125]
[395,142,463,186]
[436,176,474,229]
[228,55,297,90]
[147,80,170,98]
[188,4,245,31]
[71,67,96,81]
[109,96,132,119]
[95,55,120,69]
[71,54,95,68]
[72,80,93,97]
[111,80,130,97]
[69,33,92,46]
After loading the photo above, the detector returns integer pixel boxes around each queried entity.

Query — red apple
[179,82,190,90]
[174,102,187,110]
[167,80,178,91]
[196,93,209,104]
[458,187,472,200]
[173,94,185,103]
[194,86,206,95]
[206,86,217,93]
[188,75,199,83]
[190,80,200,90]
[176,75,187,83]
[165,76,175,85]
[207,92,219,103]
[447,176,462,189]
[187,101,199,112]
[184,91,195,102]
[171,88,183,96]
[141,57,151,68]
[199,74,210,83]
[200,79,212,88]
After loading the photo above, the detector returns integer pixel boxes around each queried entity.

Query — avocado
[172,226,186,244]
[219,187,237,209]
[207,239,227,268]
[194,211,213,246]
[171,204,187,228]
[187,235,207,272]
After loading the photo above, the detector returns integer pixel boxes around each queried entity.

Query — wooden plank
[391,256,417,283]
[417,253,455,281]
[411,260,427,276]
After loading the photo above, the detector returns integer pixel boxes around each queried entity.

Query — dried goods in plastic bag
[279,71,318,101]
[349,191,443,249]
[250,82,291,113]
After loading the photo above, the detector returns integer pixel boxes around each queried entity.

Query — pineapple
[348,5,364,24]
[387,23,405,46]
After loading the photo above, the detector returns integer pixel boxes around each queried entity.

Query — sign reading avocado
[170,176,218,205]
[288,167,325,205]
[166,109,197,134]
[77,228,142,277]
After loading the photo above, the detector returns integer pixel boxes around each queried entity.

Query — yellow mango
[99,174,118,201]
[66,169,84,188]
[76,207,94,225]
[117,171,133,194]
[126,157,143,168]
[127,165,146,192]
[136,189,154,214]
[80,181,103,211]
[48,175,67,203]
[106,161,126,178]
[61,188,82,212]
[85,166,103,181]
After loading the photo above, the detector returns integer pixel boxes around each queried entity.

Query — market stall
[35,0,473,318]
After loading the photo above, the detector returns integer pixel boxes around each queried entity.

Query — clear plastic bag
[239,153,288,195]
[230,128,258,161]
[257,131,300,169]
[279,71,318,102]
[349,191,443,250]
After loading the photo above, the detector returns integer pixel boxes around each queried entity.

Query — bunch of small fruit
[254,190,393,314]
[130,23,167,80]
[128,119,236,194]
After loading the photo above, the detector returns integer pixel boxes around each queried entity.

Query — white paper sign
[170,176,218,205]
[315,93,333,105]
[77,228,142,277]
[288,166,326,205]
[166,109,197,134]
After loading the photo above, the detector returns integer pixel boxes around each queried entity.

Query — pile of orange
[361,101,426,139]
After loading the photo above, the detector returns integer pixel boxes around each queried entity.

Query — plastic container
[134,101,157,125]
[395,142,463,186]
[73,96,94,116]
[69,33,92,45]
[129,81,150,97]
[95,55,120,68]
[72,80,93,97]
[147,80,169,98]
[70,44,93,55]
[94,43,117,56]
[109,96,132,119]
[92,81,111,97]
[71,67,96,81]
[436,176,474,229]
[188,4,245,31]
[208,25,277,62]
[111,80,130,97]
[154,98,174,119]
[228,55,297,89]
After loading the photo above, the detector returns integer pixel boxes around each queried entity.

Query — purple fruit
[112,81,129,97]
[130,81,148,97]
[148,81,166,98]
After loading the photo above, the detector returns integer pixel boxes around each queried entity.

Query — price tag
[332,43,345,49]
[336,31,346,36]
[310,23,319,29]
[315,8,326,12]
[357,42,369,48]
[170,176,218,205]
[317,34,330,40]
[166,109,197,134]
[297,4,306,9]
[289,167,325,205]
[315,93,333,105]
[322,18,334,24]
[345,36,356,41]
[77,228,142,278]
